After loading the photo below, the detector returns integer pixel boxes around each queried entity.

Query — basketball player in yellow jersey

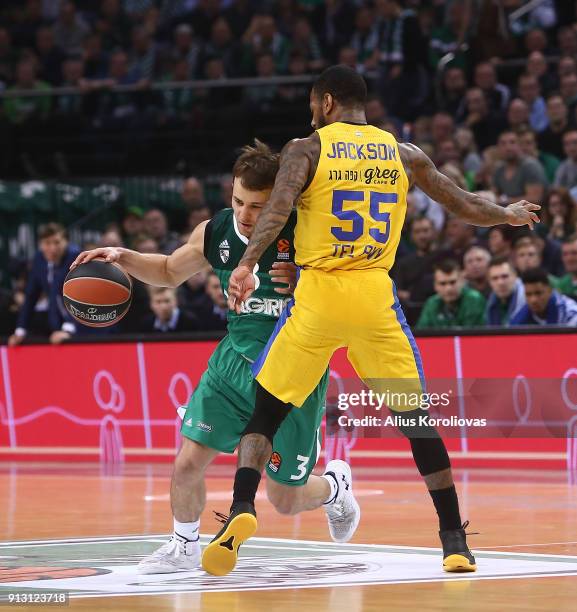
[201,65,540,576]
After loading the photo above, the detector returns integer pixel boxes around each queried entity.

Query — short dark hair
[38,222,66,240]
[232,139,279,191]
[489,255,514,269]
[520,267,550,286]
[563,233,577,244]
[434,259,461,275]
[312,64,367,107]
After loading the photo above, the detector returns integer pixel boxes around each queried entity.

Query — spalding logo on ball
[63,259,132,327]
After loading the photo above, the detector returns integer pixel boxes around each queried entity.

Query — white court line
[475,541,577,550]
[67,571,577,600]
[3,534,577,561]
[136,343,152,449]
[0,347,17,447]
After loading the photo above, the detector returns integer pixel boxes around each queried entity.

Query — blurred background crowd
[1,0,577,341]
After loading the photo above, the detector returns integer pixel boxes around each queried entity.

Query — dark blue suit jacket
[16,245,81,333]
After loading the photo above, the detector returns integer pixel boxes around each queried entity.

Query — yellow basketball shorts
[251,267,425,409]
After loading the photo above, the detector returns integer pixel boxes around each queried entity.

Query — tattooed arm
[399,143,540,228]
[227,134,320,312]
[238,135,319,268]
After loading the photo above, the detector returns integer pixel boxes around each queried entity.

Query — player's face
[488,263,516,299]
[524,282,552,316]
[150,290,177,321]
[434,270,462,304]
[310,90,331,130]
[39,232,67,263]
[562,241,577,273]
[231,177,272,238]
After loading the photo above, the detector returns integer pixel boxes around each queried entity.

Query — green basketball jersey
[203,208,296,361]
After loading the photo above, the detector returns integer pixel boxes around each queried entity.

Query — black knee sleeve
[394,408,451,476]
[242,383,292,445]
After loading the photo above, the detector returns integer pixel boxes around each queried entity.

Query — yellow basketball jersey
[295,122,409,271]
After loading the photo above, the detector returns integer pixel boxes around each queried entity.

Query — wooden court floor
[1,462,577,611]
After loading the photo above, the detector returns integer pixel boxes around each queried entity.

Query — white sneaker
[323,460,361,543]
[137,534,201,574]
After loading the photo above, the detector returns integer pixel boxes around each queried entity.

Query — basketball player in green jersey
[70,140,360,573]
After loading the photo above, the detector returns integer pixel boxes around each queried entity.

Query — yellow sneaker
[440,521,477,573]
[201,503,257,576]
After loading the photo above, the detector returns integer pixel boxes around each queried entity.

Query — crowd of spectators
[3,0,577,338]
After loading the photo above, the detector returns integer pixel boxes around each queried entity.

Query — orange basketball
[62,259,132,327]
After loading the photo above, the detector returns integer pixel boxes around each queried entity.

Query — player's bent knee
[174,438,214,476]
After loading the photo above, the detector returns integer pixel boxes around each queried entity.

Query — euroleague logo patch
[277,239,290,260]
[268,451,282,473]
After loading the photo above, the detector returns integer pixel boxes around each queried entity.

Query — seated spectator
[538,95,570,159]
[121,206,145,248]
[440,66,468,117]
[391,215,436,306]
[195,271,227,331]
[512,234,563,280]
[438,215,477,264]
[4,58,51,124]
[243,52,277,111]
[554,130,577,189]
[507,98,530,132]
[35,25,65,85]
[560,72,577,117]
[557,234,577,300]
[365,95,388,127]
[454,127,482,179]
[178,270,208,313]
[99,227,124,248]
[242,14,289,74]
[143,209,180,255]
[474,62,510,114]
[486,256,526,326]
[188,205,212,232]
[127,24,158,81]
[416,259,486,329]
[511,267,577,326]
[133,232,159,254]
[140,286,198,333]
[82,33,108,80]
[52,1,90,56]
[518,127,560,184]
[181,177,206,210]
[8,223,80,346]
[167,23,201,80]
[492,131,547,205]
[540,188,577,242]
[290,16,325,73]
[203,17,242,77]
[488,225,515,258]
[517,73,548,133]
[463,245,492,297]
[430,113,455,149]
[461,87,506,151]
[518,51,557,105]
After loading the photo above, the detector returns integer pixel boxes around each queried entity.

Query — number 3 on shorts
[290,455,310,481]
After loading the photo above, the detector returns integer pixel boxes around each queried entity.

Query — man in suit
[140,286,198,333]
[8,223,79,345]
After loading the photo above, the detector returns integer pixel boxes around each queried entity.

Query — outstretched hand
[69,247,122,271]
[505,200,541,230]
[227,265,256,314]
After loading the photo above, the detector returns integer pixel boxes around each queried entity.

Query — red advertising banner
[0,334,575,470]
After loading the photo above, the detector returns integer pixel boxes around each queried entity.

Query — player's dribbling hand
[69,247,122,271]
[269,262,297,295]
[227,265,256,313]
[505,200,541,229]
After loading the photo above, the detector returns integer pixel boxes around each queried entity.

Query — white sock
[173,518,199,542]
[322,472,339,505]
